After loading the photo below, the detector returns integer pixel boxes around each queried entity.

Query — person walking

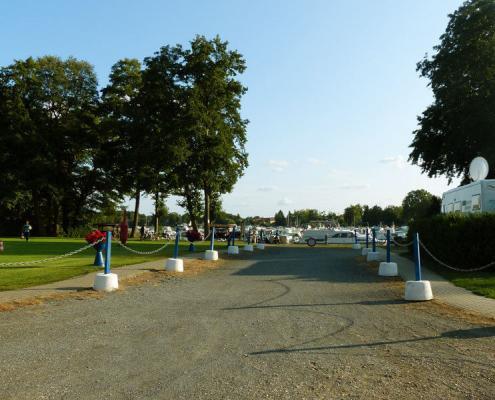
[22,220,32,242]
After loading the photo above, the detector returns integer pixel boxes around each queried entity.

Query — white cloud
[277,197,293,206]
[328,168,352,178]
[268,159,289,172]
[307,157,326,166]
[379,155,407,169]
[257,186,278,192]
[338,183,370,190]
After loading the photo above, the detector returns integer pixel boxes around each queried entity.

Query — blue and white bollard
[166,227,184,272]
[244,229,254,252]
[405,232,433,301]
[352,229,361,250]
[362,228,371,256]
[366,228,381,261]
[93,230,119,292]
[205,227,219,261]
[256,230,265,250]
[228,226,239,255]
[379,229,398,276]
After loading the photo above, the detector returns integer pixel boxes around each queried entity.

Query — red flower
[85,230,106,244]
[185,229,202,242]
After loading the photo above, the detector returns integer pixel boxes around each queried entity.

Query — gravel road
[0,247,494,399]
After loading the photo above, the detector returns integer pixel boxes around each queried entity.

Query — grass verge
[0,237,228,291]
[395,249,495,300]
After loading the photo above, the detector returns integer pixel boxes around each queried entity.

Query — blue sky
[1,0,464,217]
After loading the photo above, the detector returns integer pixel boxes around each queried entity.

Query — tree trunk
[130,189,140,238]
[203,187,210,237]
[185,190,198,231]
[32,190,42,236]
[154,192,160,237]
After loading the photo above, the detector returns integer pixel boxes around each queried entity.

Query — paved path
[0,247,494,399]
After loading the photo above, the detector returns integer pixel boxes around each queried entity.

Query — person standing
[22,220,32,242]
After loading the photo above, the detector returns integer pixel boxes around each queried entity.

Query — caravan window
[472,194,481,211]
[454,202,461,212]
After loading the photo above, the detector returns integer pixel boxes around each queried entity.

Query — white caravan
[441,179,495,214]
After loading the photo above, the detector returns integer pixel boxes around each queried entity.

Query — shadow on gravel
[232,247,380,283]
[223,299,403,311]
[249,326,495,355]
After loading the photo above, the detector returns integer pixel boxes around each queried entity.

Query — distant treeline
[261,189,441,227]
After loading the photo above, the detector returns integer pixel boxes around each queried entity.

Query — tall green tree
[0,56,106,234]
[410,0,495,181]
[180,35,249,235]
[274,210,286,226]
[402,189,441,222]
[343,204,363,226]
[381,205,403,226]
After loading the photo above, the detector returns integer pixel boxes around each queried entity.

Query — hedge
[408,213,495,272]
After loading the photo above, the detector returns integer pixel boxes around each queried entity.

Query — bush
[408,213,495,271]
[185,229,202,242]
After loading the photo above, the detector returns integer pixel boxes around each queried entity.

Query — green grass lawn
[0,237,228,291]
[395,249,495,300]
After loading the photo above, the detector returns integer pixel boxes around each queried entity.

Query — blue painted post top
[354,230,357,244]
[372,228,376,252]
[210,227,215,251]
[232,226,236,246]
[413,232,422,281]
[386,229,391,263]
[104,230,112,275]
[366,229,369,248]
[173,227,180,259]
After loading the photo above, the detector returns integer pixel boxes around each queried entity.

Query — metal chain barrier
[419,240,495,272]
[117,240,170,255]
[0,237,105,267]
[392,238,414,247]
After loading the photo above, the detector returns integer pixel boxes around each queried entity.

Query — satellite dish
[469,156,489,181]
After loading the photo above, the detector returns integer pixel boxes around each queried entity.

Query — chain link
[0,238,105,267]
[117,241,170,255]
[392,238,414,247]
[419,240,495,272]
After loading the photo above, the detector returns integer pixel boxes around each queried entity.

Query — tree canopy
[0,36,249,236]
[410,0,495,181]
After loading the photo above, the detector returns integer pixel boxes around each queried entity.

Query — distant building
[441,179,495,213]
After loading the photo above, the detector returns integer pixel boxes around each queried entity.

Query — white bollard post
[166,227,183,272]
[404,233,433,301]
[366,251,381,262]
[256,243,265,250]
[93,231,119,292]
[378,262,398,276]
[166,258,184,272]
[244,244,254,252]
[227,245,239,255]
[204,250,219,261]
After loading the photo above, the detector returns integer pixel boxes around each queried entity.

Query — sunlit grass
[0,237,227,291]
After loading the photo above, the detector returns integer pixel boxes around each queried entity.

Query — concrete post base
[378,262,398,276]
[352,243,361,250]
[361,247,370,256]
[405,280,433,301]
[256,243,265,250]
[244,244,254,252]
[166,258,184,272]
[93,272,119,292]
[366,251,381,262]
[227,245,239,255]
[204,250,219,261]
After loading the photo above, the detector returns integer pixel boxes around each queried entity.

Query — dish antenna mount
[469,156,489,181]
